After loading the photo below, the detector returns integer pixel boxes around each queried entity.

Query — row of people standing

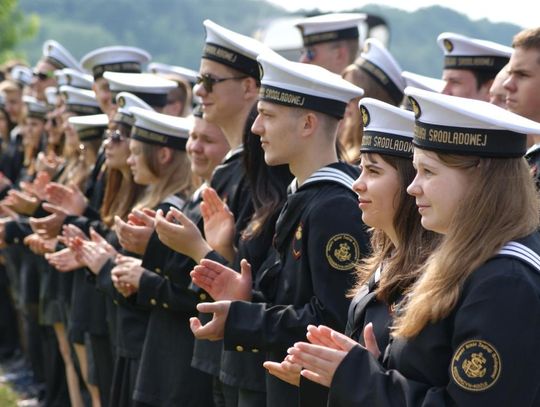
[0,11,539,407]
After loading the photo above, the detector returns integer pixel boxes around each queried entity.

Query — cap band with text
[203,42,260,80]
[356,57,404,105]
[259,84,347,119]
[302,26,359,46]
[132,126,187,150]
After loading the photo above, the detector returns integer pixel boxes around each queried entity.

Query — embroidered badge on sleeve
[451,339,501,391]
[325,234,360,271]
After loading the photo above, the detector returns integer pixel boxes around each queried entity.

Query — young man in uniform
[437,32,512,101]
[151,20,265,406]
[295,13,365,74]
[190,52,370,407]
[503,27,540,186]
[31,40,81,102]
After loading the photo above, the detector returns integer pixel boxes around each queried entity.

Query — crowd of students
[0,11,539,407]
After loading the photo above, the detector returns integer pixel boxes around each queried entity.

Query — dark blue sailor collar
[525,143,540,159]
[223,144,244,163]
[288,162,357,194]
[497,238,540,274]
[192,182,208,202]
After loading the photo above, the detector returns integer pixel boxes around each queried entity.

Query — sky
[265,0,535,28]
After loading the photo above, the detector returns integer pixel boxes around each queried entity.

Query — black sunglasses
[196,73,248,93]
[301,47,317,62]
[105,129,126,144]
[33,70,55,81]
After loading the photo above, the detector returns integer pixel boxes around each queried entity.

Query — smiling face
[194,59,249,127]
[353,153,400,237]
[31,60,56,101]
[186,116,229,181]
[407,149,471,235]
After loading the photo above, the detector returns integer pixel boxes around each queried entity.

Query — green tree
[0,0,39,64]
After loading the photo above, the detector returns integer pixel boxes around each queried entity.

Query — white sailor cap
[11,66,33,87]
[68,114,108,141]
[114,92,153,126]
[295,13,366,47]
[42,40,81,70]
[103,72,177,108]
[355,38,405,106]
[54,68,93,90]
[44,87,59,107]
[401,71,445,93]
[405,86,540,157]
[80,46,151,79]
[437,32,512,72]
[257,51,364,119]
[147,62,198,85]
[202,19,269,81]
[59,85,102,116]
[23,96,49,120]
[129,106,190,150]
[359,98,414,158]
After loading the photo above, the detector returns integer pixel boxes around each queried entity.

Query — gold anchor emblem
[361,106,370,127]
[334,243,351,262]
[410,97,421,119]
[295,225,302,240]
[462,352,487,378]
[443,39,454,52]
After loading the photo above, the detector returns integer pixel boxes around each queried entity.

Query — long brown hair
[134,142,193,210]
[100,168,145,226]
[394,152,540,338]
[351,153,440,304]
[100,123,146,226]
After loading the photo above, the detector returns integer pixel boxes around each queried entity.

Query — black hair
[242,104,293,239]
[473,70,497,90]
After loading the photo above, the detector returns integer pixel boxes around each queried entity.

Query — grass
[0,383,18,406]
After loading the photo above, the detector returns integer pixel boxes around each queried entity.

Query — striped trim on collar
[288,166,356,194]
[163,194,186,210]
[191,182,207,202]
[497,241,540,273]
[223,145,244,162]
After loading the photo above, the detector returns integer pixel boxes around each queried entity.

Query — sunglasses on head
[105,129,126,144]
[196,73,248,93]
[33,70,55,81]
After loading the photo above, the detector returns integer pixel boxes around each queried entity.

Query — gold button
[164,275,170,280]
[150,299,157,306]
[14,238,19,244]
[235,345,244,352]
[199,293,207,301]
[155,268,161,274]
[162,303,169,309]
[113,300,119,305]
[251,348,259,353]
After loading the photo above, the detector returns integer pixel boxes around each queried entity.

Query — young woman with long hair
[287,88,540,406]
[261,99,439,406]
[70,107,194,407]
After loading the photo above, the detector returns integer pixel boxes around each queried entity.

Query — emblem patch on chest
[451,339,501,392]
[325,234,360,271]
[292,223,303,259]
